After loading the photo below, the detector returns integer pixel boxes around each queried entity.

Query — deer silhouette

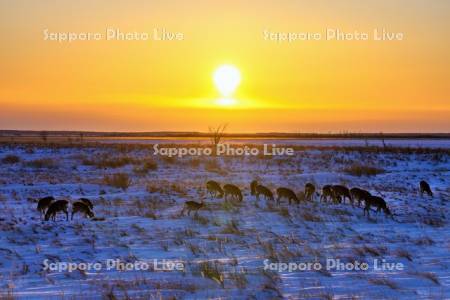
[419,180,433,197]
[45,200,69,221]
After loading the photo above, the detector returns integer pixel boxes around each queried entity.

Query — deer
[182,199,205,216]
[206,180,224,199]
[223,184,243,202]
[350,188,371,207]
[363,195,392,218]
[320,185,334,203]
[276,187,299,205]
[304,183,316,202]
[78,198,94,210]
[45,200,69,221]
[332,185,351,204]
[71,201,94,220]
[252,181,274,202]
[37,196,55,219]
[419,180,433,197]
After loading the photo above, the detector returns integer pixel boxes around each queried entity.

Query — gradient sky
[0,0,449,132]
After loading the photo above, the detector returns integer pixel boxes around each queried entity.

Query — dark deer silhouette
[363,195,392,218]
[224,184,243,202]
[419,180,433,197]
[320,185,334,203]
[182,199,204,216]
[71,201,94,220]
[304,183,316,202]
[45,200,69,221]
[78,198,94,210]
[350,188,371,207]
[276,187,298,205]
[206,180,224,199]
[37,196,55,219]
[255,183,274,202]
[332,185,351,204]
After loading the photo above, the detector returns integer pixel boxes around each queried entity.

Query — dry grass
[1,155,20,164]
[103,173,131,190]
[343,164,386,176]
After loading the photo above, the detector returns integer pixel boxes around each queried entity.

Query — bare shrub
[133,160,158,176]
[198,261,224,287]
[103,173,131,190]
[410,271,440,285]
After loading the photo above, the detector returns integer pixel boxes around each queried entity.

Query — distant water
[98,138,450,148]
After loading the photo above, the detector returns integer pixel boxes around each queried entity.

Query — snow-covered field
[0,141,448,299]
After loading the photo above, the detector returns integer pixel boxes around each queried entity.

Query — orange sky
[0,0,449,132]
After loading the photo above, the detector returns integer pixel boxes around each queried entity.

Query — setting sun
[213,65,241,98]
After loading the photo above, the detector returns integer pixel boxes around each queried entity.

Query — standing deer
[419,181,433,197]
[332,185,351,204]
[223,184,243,202]
[182,199,205,216]
[206,180,224,199]
[350,188,371,207]
[363,195,392,218]
[276,187,299,205]
[304,183,316,202]
[45,200,69,221]
[253,182,274,202]
[71,201,94,220]
[37,196,55,219]
[320,185,334,203]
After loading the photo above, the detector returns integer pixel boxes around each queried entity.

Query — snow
[0,140,448,299]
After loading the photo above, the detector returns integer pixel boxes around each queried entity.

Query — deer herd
[183,179,434,219]
[36,179,434,221]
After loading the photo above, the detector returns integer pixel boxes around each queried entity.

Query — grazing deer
[255,184,274,202]
[71,201,94,220]
[37,196,55,219]
[79,198,94,210]
[45,200,69,221]
[350,188,371,207]
[206,180,224,199]
[304,183,316,202]
[223,184,243,202]
[276,187,299,205]
[320,185,334,203]
[250,180,258,196]
[332,185,351,204]
[182,199,204,216]
[419,180,433,197]
[363,195,392,218]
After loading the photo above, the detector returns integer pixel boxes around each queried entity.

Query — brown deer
[276,187,299,205]
[182,199,205,216]
[320,185,334,203]
[332,185,351,204]
[254,183,274,202]
[223,184,243,202]
[206,180,224,199]
[45,200,69,221]
[37,196,55,219]
[78,198,94,210]
[71,201,94,220]
[419,180,433,197]
[363,195,392,218]
[304,183,316,202]
[350,188,371,207]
